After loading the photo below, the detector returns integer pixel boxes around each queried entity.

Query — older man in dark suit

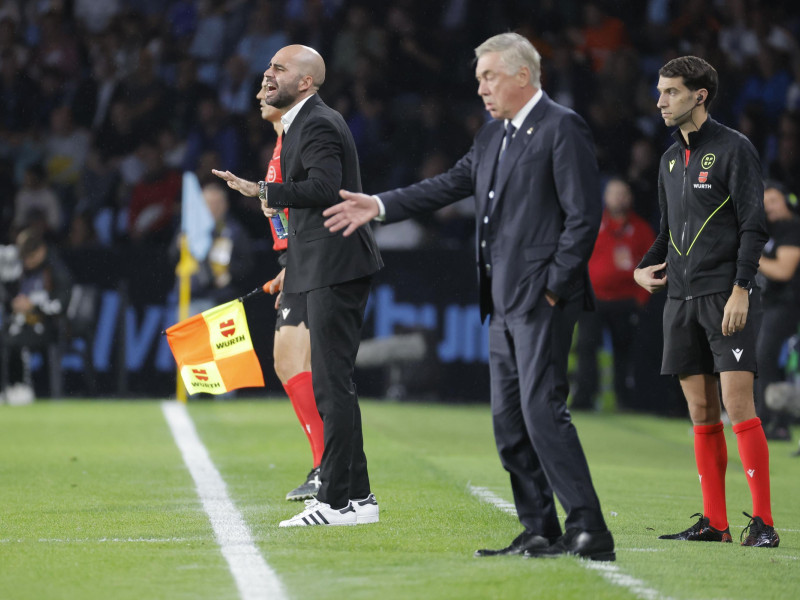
[213,45,383,528]
[323,33,614,559]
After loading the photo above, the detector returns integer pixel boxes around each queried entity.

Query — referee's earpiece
[696,95,703,105]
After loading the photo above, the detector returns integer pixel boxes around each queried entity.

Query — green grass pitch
[1,399,798,599]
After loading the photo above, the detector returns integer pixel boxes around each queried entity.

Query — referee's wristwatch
[733,278,752,291]
[258,180,267,202]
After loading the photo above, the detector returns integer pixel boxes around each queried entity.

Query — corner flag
[181,171,215,260]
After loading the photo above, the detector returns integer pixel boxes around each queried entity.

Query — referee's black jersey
[638,118,768,300]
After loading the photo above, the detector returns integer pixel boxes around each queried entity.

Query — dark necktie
[499,121,516,162]
[486,121,516,216]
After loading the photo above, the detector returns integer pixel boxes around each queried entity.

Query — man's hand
[211,169,260,198]
[261,201,277,218]
[266,268,285,310]
[11,294,33,315]
[633,262,668,293]
[323,190,380,237]
[545,289,560,307]
[722,285,749,336]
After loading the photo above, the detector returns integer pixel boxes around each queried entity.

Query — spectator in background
[44,105,90,192]
[187,0,227,84]
[768,112,800,194]
[75,146,120,219]
[126,140,180,243]
[166,58,216,137]
[73,0,122,35]
[1,227,72,404]
[0,14,29,68]
[183,181,253,314]
[235,0,288,77]
[717,0,759,69]
[755,181,800,440]
[736,46,793,127]
[94,99,141,162]
[165,0,198,44]
[13,163,61,236]
[218,54,254,116]
[626,137,660,230]
[667,0,720,51]
[543,34,595,116]
[0,45,38,133]
[573,178,655,411]
[30,9,80,82]
[71,53,120,132]
[569,2,629,73]
[120,47,169,139]
[182,96,241,173]
[384,4,442,99]
[330,4,386,80]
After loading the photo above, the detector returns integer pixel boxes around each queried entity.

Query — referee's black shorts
[661,289,761,375]
[275,291,308,331]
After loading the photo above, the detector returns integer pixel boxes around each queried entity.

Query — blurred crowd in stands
[1,0,800,418]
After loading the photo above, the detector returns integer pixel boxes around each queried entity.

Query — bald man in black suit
[213,45,383,528]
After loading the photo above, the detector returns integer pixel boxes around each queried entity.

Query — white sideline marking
[1,537,200,544]
[468,485,673,600]
[162,401,286,600]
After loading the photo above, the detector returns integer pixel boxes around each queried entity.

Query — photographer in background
[756,181,800,440]
[1,228,72,405]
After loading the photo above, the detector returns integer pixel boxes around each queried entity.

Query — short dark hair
[659,56,718,109]
[16,227,45,259]
[764,179,799,214]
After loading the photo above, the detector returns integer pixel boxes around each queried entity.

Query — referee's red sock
[732,417,773,527]
[284,371,325,469]
[694,421,728,531]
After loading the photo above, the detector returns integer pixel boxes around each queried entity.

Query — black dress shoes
[523,528,615,561]
[474,530,551,557]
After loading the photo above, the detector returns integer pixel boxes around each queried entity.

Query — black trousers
[306,277,372,509]
[489,293,607,536]
[755,303,800,426]
[574,299,641,410]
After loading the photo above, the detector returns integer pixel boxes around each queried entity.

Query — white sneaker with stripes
[279,499,357,527]
[352,494,379,524]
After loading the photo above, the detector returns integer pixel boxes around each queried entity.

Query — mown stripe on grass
[468,484,673,600]
[162,401,286,600]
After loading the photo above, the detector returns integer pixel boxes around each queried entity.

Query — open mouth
[266,82,278,93]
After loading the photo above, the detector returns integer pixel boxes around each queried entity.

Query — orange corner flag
[165,299,265,395]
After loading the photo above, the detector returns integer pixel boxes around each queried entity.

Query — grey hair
[475,32,541,88]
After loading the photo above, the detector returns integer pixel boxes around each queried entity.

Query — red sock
[694,422,728,531]
[283,372,324,468]
[732,417,773,526]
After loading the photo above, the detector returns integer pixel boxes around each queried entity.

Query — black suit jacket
[380,92,600,320]
[268,94,383,293]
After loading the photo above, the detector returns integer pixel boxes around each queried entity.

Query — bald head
[263,45,326,112]
[285,44,326,89]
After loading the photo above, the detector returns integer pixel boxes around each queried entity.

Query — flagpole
[175,234,194,403]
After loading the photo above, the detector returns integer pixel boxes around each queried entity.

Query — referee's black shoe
[523,528,615,561]
[285,467,321,501]
[740,512,780,548]
[474,530,550,557]
[658,513,732,542]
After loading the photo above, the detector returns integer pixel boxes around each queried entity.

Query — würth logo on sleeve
[192,368,209,381]
[698,171,708,183]
[219,319,236,338]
